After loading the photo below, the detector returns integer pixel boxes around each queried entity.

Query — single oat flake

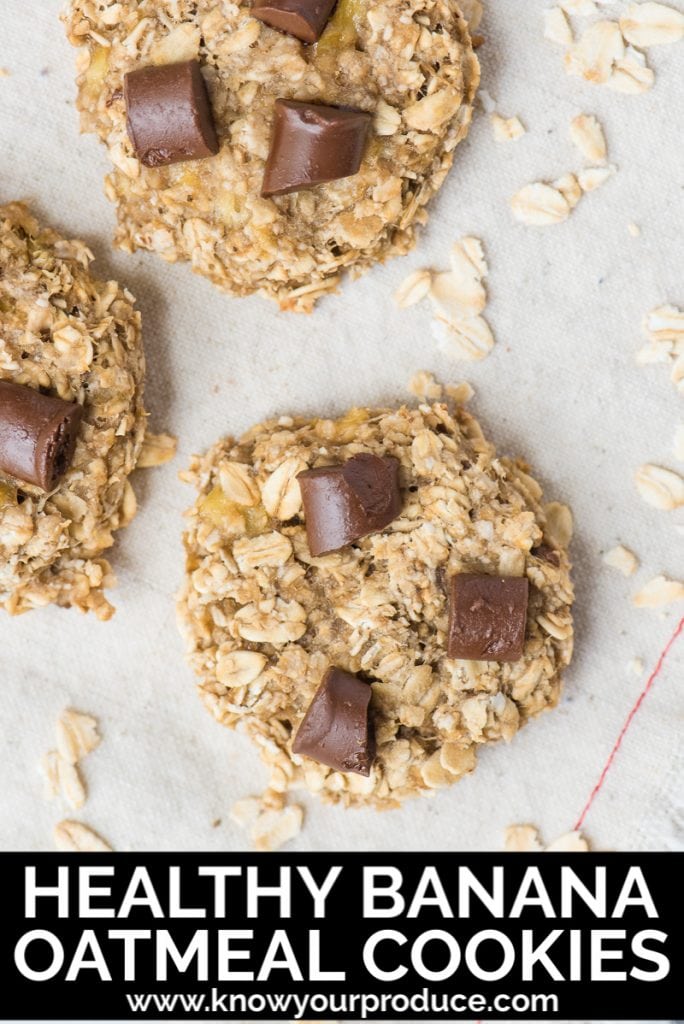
[633,575,684,608]
[619,2,684,47]
[578,164,617,192]
[569,114,607,164]
[607,47,655,93]
[54,820,112,852]
[544,501,574,548]
[510,183,570,226]
[544,8,574,46]
[603,544,639,576]
[564,21,625,84]
[56,708,101,765]
[394,269,432,309]
[635,464,684,510]
[504,825,590,852]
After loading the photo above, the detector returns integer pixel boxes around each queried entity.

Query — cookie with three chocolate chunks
[448,574,529,663]
[293,667,375,775]
[262,100,371,197]
[0,382,83,491]
[252,0,337,43]
[124,60,219,168]
[298,453,401,556]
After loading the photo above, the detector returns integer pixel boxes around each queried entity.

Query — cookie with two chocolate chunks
[0,381,83,491]
[448,574,529,663]
[293,667,375,775]
[298,453,402,556]
[261,100,371,197]
[124,60,219,167]
[252,0,337,43]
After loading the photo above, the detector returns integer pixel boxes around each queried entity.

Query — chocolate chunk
[252,0,337,43]
[261,100,371,197]
[0,381,83,491]
[124,60,219,167]
[298,453,401,556]
[447,574,529,662]
[531,543,560,567]
[292,667,375,775]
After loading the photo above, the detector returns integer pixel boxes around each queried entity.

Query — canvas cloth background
[0,1,682,854]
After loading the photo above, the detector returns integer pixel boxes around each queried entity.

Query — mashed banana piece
[63,0,479,311]
[0,203,146,617]
[178,399,574,808]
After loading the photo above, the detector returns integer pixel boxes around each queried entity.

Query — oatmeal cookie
[178,399,574,808]
[0,203,146,618]
[62,0,480,312]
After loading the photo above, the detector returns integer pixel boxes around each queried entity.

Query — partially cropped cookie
[0,203,146,618]
[62,0,479,312]
[178,399,574,809]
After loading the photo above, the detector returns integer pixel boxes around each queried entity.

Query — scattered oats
[408,371,443,402]
[620,2,684,46]
[478,88,497,114]
[578,164,617,191]
[560,0,598,14]
[56,758,87,810]
[644,305,684,344]
[510,183,571,226]
[544,501,574,547]
[445,380,475,404]
[250,805,303,852]
[491,113,526,142]
[432,314,495,361]
[54,820,112,852]
[628,656,644,675]
[673,426,684,462]
[544,7,574,45]
[635,464,684,510]
[627,222,642,237]
[553,173,583,208]
[633,574,684,608]
[569,114,608,164]
[56,709,101,766]
[504,825,544,852]
[546,830,590,852]
[564,20,625,83]
[394,269,432,309]
[603,544,639,576]
[607,46,655,92]
[137,431,178,468]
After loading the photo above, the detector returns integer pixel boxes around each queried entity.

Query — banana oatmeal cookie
[0,203,146,618]
[178,398,574,808]
[62,0,480,312]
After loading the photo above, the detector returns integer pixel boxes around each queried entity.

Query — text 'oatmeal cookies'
[177,399,574,809]
[0,203,146,619]
[62,0,480,312]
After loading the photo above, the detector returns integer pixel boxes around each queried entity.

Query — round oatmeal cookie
[178,399,574,809]
[62,0,480,312]
[0,203,146,619]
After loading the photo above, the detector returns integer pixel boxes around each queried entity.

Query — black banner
[1,852,681,1020]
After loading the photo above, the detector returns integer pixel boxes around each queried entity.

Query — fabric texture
[0,1,682,854]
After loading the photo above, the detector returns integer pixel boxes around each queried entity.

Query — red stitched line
[573,615,684,831]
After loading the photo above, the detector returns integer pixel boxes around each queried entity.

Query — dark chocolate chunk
[292,667,375,775]
[261,100,371,197]
[0,381,83,491]
[531,543,560,567]
[124,60,219,168]
[252,0,337,43]
[298,453,401,556]
[447,574,529,662]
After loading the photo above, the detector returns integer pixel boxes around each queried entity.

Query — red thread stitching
[574,615,684,831]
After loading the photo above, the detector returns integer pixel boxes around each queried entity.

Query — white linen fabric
[0,0,682,854]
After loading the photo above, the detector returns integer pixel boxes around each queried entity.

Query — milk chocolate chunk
[298,453,401,556]
[261,100,371,197]
[448,574,529,662]
[292,667,375,775]
[0,381,83,491]
[124,60,219,168]
[252,0,337,43]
